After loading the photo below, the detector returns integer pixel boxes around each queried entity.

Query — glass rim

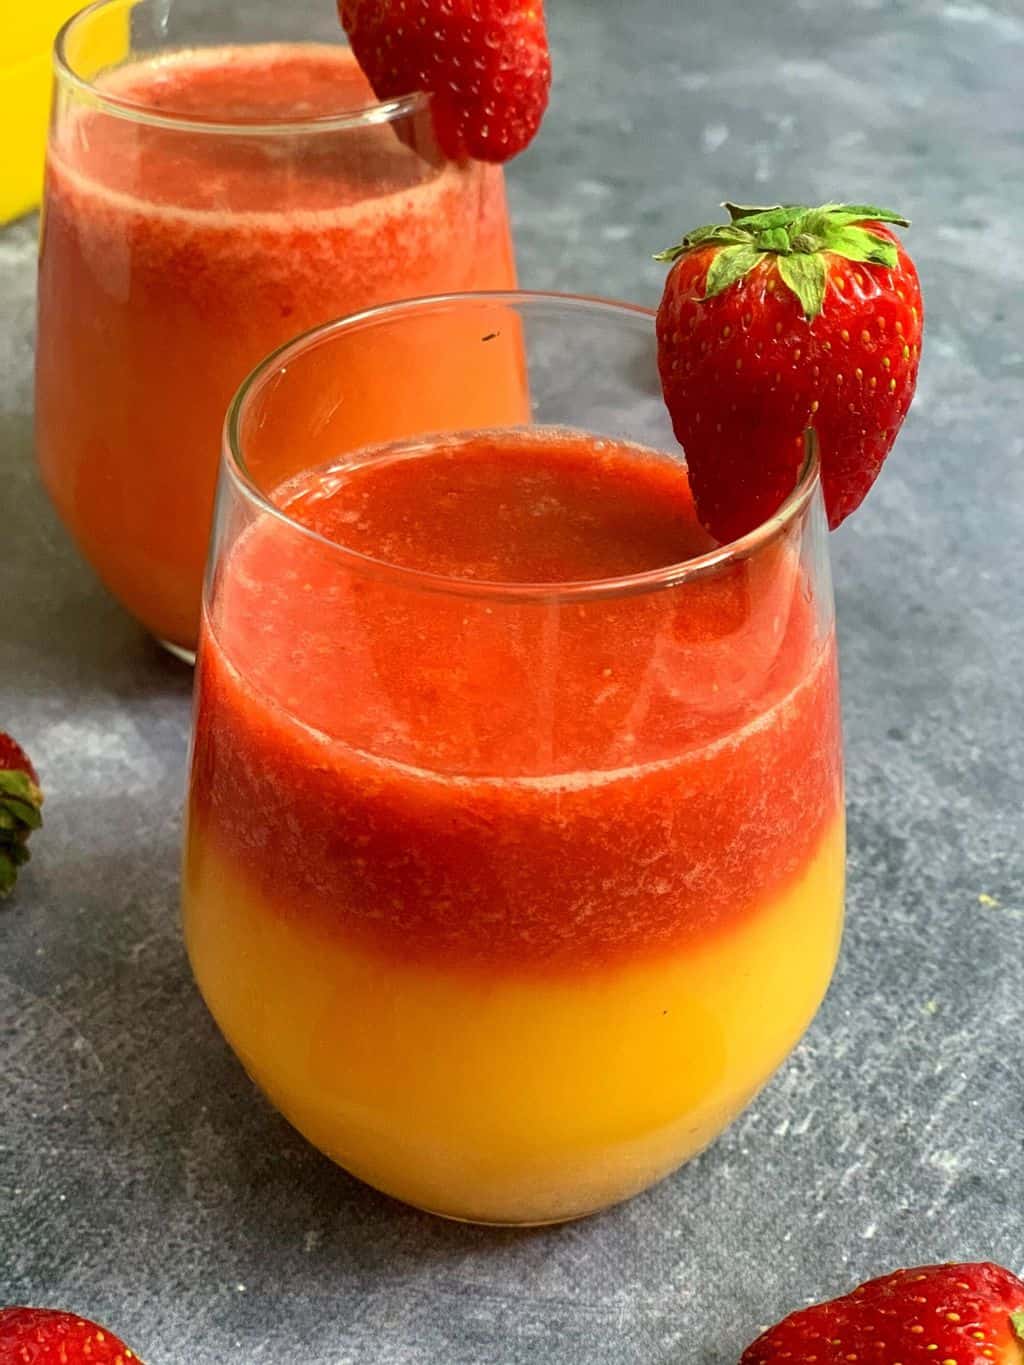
[54,0,430,137]
[223,290,822,605]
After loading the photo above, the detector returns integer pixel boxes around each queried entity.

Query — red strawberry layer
[189,429,843,972]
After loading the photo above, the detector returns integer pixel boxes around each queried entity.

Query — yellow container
[2,0,127,224]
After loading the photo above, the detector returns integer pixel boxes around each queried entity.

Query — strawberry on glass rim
[338,0,551,163]
[743,1262,1024,1365]
[655,200,923,542]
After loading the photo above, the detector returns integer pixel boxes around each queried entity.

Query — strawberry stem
[0,768,43,898]
[655,200,911,319]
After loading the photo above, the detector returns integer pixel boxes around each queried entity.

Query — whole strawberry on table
[656,200,923,542]
[0,1306,143,1363]
[744,1262,1024,1365]
[0,730,42,898]
[4,1261,1019,1363]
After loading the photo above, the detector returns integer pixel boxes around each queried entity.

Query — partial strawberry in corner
[743,1262,1024,1365]
[0,730,43,897]
[339,0,551,163]
[0,1306,143,1363]
[655,201,923,542]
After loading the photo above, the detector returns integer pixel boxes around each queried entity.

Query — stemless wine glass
[183,292,845,1226]
[34,0,516,658]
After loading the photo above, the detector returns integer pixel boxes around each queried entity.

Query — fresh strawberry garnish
[0,1307,143,1363]
[655,201,923,541]
[744,1263,1024,1365]
[0,730,42,898]
[339,0,551,163]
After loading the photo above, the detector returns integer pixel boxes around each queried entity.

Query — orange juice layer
[35,44,516,649]
[184,429,844,1220]
[185,816,844,1224]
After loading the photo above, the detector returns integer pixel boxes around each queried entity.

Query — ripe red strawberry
[655,201,923,541]
[0,1307,143,1363]
[743,1263,1024,1365]
[339,0,551,163]
[0,731,42,898]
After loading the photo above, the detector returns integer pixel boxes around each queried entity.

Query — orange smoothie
[35,44,516,651]
[184,428,845,1224]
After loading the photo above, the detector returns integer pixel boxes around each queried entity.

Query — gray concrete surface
[2,0,1022,1361]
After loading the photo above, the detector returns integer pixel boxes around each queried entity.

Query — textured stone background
[2,0,1022,1361]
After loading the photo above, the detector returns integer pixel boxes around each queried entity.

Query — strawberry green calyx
[0,767,43,897]
[655,201,911,320]
[1011,1310,1024,1347]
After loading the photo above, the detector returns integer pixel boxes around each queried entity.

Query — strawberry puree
[189,428,842,972]
[35,44,516,649]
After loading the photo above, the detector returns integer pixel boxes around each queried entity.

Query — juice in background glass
[34,0,516,654]
[183,295,845,1225]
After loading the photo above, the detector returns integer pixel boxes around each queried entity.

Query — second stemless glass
[34,0,516,656]
[184,293,845,1226]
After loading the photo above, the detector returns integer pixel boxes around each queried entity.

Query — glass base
[334,1153,665,1227]
[158,637,197,666]
[415,1204,596,1229]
